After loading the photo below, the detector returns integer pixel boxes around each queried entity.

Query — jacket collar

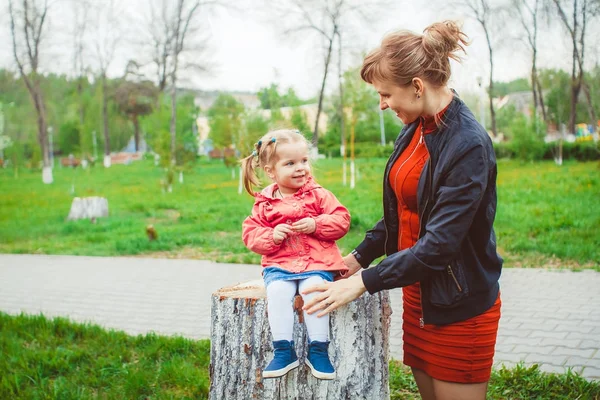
[254,175,321,202]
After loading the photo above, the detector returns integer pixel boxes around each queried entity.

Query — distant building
[493,90,543,118]
[193,90,261,111]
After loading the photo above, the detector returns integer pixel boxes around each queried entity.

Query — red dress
[389,112,501,383]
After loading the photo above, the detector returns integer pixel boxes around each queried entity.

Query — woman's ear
[412,78,424,97]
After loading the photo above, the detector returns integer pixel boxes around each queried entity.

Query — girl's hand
[342,253,362,278]
[273,223,293,244]
[301,275,367,317]
[292,218,316,234]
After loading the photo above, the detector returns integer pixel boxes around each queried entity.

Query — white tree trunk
[67,197,109,221]
[42,166,53,184]
[210,280,392,400]
[103,154,111,168]
[350,160,355,190]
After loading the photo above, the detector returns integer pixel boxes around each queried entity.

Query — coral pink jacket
[242,177,350,274]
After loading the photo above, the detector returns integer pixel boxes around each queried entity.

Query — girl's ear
[264,165,275,180]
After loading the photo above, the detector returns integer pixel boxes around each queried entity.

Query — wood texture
[210,280,392,400]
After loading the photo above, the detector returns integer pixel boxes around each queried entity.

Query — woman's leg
[298,276,329,342]
[411,368,436,400]
[432,378,488,400]
[266,279,298,340]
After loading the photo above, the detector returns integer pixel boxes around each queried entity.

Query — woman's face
[372,79,423,124]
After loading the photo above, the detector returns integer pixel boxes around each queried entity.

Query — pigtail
[240,153,260,196]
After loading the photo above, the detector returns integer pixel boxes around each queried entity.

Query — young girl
[241,129,350,380]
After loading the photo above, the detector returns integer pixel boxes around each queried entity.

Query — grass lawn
[1,313,598,400]
[0,158,598,268]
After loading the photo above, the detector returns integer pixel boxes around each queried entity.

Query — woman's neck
[422,86,454,118]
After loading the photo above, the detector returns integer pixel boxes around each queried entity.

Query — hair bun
[422,20,469,62]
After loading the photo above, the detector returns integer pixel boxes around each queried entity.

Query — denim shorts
[263,266,334,288]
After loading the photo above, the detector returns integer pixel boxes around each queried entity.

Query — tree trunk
[101,73,111,167]
[133,114,140,152]
[170,78,177,165]
[535,75,547,122]
[313,31,336,152]
[484,25,497,137]
[209,280,392,400]
[32,81,51,184]
[337,31,345,160]
[581,81,598,132]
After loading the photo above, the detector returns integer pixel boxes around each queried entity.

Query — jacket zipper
[415,124,427,329]
[396,131,424,249]
[383,126,415,258]
[447,265,463,291]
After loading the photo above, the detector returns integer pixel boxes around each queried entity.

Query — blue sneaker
[305,341,336,380]
[263,340,299,378]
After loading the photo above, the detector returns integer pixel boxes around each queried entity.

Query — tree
[166,0,216,166]
[114,80,159,152]
[452,0,505,136]
[513,0,548,121]
[552,0,599,133]
[8,0,52,183]
[269,1,349,150]
[208,94,245,148]
[69,0,90,155]
[92,0,122,167]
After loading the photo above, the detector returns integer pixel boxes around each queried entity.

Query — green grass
[0,158,598,268]
[0,313,210,399]
[1,313,598,399]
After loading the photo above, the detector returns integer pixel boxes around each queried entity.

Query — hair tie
[257,140,262,148]
[270,137,276,143]
[251,149,257,157]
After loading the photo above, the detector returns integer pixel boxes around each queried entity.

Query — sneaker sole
[262,360,300,379]
[305,359,336,380]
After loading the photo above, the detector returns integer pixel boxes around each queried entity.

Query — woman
[302,20,503,400]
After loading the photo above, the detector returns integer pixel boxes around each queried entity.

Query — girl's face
[372,79,423,124]
[264,142,310,195]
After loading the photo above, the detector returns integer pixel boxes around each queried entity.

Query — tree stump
[209,280,392,400]
[67,196,109,221]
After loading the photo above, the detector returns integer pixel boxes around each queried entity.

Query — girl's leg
[266,279,298,341]
[298,276,329,342]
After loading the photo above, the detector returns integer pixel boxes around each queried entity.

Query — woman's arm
[362,143,490,294]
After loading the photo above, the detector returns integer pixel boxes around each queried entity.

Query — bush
[319,142,394,158]
[510,114,547,161]
[494,140,599,161]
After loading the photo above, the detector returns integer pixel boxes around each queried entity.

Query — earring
[417,94,421,99]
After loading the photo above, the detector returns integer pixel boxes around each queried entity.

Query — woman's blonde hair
[360,20,469,87]
[240,129,310,195]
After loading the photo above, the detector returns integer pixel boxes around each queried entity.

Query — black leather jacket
[355,95,502,325]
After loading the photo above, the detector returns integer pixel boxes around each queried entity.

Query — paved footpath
[0,254,599,380]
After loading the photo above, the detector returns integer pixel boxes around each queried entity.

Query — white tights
[266,276,329,342]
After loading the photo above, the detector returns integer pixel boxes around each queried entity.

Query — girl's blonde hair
[360,20,469,87]
[240,129,310,196]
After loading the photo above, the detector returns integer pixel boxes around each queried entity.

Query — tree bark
[210,280,391,400]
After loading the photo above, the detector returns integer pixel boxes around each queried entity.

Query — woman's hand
[292,217,316,234]
[301,274,367,317]
[273,224,292,244]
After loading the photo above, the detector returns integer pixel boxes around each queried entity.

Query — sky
[1,0,597,100]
